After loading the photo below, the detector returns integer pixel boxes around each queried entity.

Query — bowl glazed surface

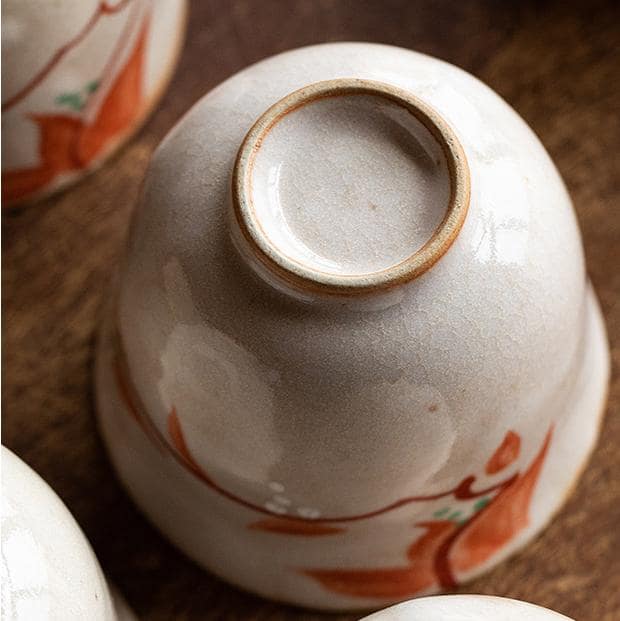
[1,448,117,620]
[95,43,609,609]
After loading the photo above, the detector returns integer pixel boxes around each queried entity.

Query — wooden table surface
[3,1,619,619]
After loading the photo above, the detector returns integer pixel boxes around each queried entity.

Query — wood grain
[3,1,619,619]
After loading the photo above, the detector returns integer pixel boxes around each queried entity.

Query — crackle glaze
[1,0,187,207]
[362,595,573,620]
[95,43,610,610]
[1,447,135,620]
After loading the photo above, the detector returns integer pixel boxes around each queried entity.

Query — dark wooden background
[3,1,619,619]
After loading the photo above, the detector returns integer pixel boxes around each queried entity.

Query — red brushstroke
[449,429,551,575]
[248,518,345,536]
[485,430,521,474]
[2,0,133,112]
[304,521,457,598]
[167,409,213,485]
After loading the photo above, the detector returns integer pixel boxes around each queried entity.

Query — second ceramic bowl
[1,0,187,206]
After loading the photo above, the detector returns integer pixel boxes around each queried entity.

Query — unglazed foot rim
[94,285,609,611]
[232,78,471,296]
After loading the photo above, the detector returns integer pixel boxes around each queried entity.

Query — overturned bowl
[95,43,609,610]
[362,595,573,620]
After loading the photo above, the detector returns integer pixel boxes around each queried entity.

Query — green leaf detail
[54,78,100,112]
[433,507,450,518]
[474,497,491,512]
[448,511,462,522]
[55,92,84,111]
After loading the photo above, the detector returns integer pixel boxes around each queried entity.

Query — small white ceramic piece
[1,0,187,206]
[95,43,609,610]
[1,447,135,621]
[361,595,573,621]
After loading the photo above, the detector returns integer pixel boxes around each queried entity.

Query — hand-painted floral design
[111,340,553,599]
[303,430,550,597]
[2,1,149,204]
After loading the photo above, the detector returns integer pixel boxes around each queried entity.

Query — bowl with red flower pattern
[95,42,610,610]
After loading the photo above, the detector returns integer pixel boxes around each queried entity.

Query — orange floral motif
[485,429,521,474]
[450,430,550,574]
[2,12,148,203]
[302,429,552,598]
[304,521,457,598]
[111,353,553,598]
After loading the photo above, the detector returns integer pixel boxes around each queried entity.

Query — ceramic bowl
[95,43,609,610]
[1,0,187,207]
[1,447,135,620]
[362,595,572,620]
